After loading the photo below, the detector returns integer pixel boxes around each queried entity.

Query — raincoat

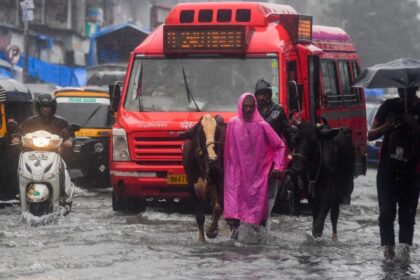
[224,93,286,225]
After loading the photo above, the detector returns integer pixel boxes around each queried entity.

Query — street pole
[23,19,28,83]
[20,0,34,83]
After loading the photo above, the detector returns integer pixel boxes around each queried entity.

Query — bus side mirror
[109,81,123,113]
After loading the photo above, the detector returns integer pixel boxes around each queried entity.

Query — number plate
[167,174,188,185]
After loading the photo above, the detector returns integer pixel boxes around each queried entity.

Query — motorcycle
[18,128,78,216]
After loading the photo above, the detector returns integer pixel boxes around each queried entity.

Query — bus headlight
[112,128,130,161]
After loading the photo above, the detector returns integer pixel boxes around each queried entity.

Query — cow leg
[206,184,222,239]
[312,195,330,238]
[191,187,206,243]
[330,200,340,241]
[194,199,206,243]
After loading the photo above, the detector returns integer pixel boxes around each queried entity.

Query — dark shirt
[374,97,420,173]
[259,102,292,146]
[19,114,72,140]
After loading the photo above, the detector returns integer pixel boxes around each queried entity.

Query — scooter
[18,130,75,216]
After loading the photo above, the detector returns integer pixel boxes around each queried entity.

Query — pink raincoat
[224,93,287,225]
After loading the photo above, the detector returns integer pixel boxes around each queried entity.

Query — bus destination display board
[164,25,246,53]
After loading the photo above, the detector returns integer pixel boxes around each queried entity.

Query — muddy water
[0,168,419,279]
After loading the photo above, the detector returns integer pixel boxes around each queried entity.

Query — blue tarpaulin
[0,52,86,87]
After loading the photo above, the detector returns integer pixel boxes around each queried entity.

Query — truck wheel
[278,175,300,216]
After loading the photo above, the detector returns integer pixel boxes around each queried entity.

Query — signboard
[278,14,313,44]
[164,25,246,54]
[20,0,34,22]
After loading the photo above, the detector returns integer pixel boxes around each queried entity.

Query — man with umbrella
[355,58,420,260]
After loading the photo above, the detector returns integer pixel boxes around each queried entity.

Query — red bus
[109,2,367,211]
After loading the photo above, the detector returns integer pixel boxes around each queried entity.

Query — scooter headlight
[94,142,104,153]
[32,137,51,148]
[26,183,50,203]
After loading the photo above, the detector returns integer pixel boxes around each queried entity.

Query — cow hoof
[332,233,337,241]
[206,229,219,239]
[198,232,205,243]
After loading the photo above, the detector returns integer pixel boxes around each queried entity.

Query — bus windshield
[124,57,279,112]
[56,97,111,128]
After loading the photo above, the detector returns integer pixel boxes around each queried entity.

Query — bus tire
[112,190,126,211]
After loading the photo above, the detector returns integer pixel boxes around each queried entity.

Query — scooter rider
[12,93,75,204]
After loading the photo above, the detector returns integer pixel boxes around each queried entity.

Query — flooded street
[1,168,420,280]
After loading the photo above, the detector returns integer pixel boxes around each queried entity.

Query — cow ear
[177,130,193,140]
[177,122,201,140]
[215,115,225,126]
[319,127,339,140]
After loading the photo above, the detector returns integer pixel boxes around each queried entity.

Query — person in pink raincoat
[224,93,287,234]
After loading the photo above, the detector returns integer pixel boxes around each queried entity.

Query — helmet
[35,93,57,115]
[254,78,272,98]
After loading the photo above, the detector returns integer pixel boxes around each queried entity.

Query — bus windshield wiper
[182,66,200,112]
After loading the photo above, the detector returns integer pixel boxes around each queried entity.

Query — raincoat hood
[237,92,263,122]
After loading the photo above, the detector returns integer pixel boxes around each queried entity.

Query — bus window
[287,61,302,113]
[339,61,358,106]
[321,60,341,107]
[351,61,362,103]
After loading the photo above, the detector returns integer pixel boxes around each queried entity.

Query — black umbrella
[353,58,420,89]
[353,58,420,112]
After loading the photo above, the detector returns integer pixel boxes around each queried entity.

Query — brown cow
[180,114,226,242]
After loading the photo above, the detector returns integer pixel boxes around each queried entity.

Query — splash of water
[20,207,66,226]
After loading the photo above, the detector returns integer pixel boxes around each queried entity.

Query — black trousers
[377,166,420,246]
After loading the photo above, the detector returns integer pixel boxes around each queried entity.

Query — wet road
[1,168,420,280]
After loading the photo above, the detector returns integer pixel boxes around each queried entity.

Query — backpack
[385,124,419,176]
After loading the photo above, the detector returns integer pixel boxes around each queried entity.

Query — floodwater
[0,168,419,280]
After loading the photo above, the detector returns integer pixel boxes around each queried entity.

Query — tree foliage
[315,0,420,68]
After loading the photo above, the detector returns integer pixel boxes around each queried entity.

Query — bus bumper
[110,161,190,199]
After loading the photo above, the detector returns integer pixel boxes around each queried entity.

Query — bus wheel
[112,190,126,211]
[279,175,300,216]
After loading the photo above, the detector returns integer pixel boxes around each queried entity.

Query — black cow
[290,122,355,240]
[180,114,226,242]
